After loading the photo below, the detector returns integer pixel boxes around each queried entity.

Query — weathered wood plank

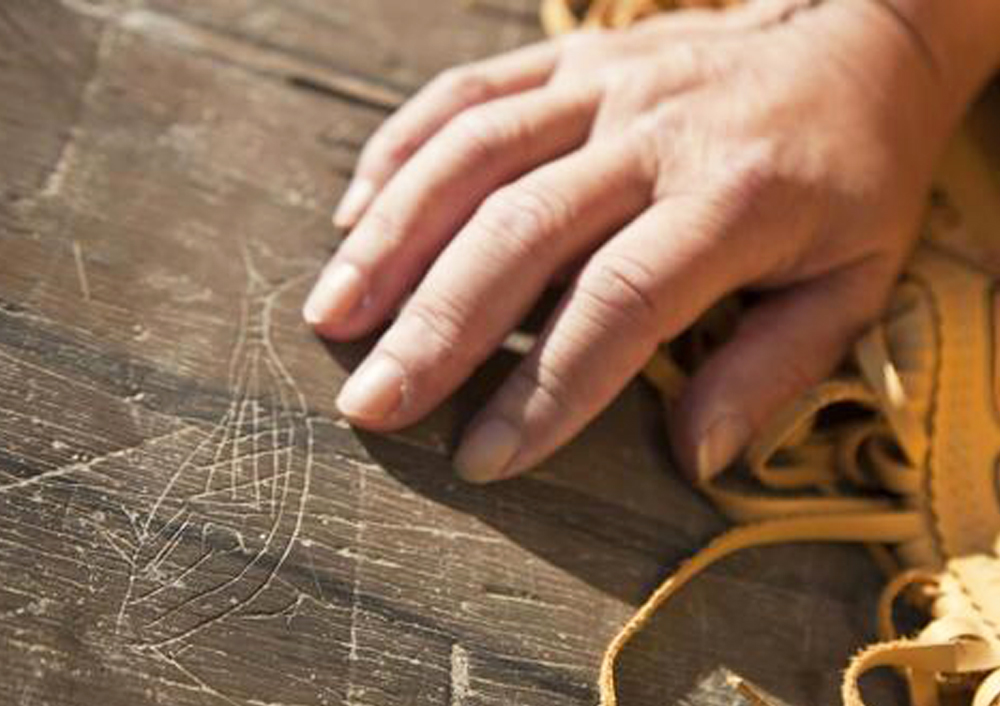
[0,2,898,705]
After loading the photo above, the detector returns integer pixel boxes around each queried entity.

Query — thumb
[669,264,893,483]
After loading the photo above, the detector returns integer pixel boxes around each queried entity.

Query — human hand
[304,0,997,483]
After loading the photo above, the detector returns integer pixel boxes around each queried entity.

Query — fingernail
[695,413,750,482]
[333,179,375,229]
[302,262,365,327]
[454,417,522,484]
[336,355,405,422]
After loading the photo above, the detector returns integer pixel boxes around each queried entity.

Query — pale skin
[303,0,1000,484]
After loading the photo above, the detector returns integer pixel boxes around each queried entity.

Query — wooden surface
[0,2,897,705]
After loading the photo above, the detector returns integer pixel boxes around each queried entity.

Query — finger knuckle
[597,69,665,128]
[365,123,421,169]
[404,296,470,362]
[597,68,641,105]
[663,42,714,82]
[434,66,494,104]
[576,255,661,333]
[725,142,783,207]
[447,106,513,162]
[552,29,611,79]
[557,29,607,60]
[474,184,570,260]
[693,142,785,250]
[359,208,408,252]
[507,358,575,418]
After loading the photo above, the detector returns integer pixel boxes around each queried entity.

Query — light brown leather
[539,2,1000,704]
[541,0,741,34]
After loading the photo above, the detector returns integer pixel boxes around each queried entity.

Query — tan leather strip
[855,327,929,466]
[703,483,898,524]
[539,0,578,34]
[748,379,876,490]
[867,436,923,495]
[993,286,1000,421]
[877,570,938,641]
[973,668,1000,706]
[598,511,924,705]
[641,350,687,401]
[843,638,1000,706]
[907,668,939,706]
[836,421,885,489]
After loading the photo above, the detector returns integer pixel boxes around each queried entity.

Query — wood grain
[0,2,899,705]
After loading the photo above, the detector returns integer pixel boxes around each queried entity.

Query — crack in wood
[285,75,398,113]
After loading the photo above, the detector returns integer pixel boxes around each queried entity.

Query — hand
[303,0,991,483]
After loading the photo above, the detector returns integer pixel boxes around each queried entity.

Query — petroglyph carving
[105,246,315,652]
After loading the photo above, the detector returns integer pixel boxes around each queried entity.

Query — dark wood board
[0,2,900,705]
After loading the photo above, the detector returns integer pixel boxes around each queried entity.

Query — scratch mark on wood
[33,10,113,210]
[346,467,366,666]
[303,542,324,602]
[71,240,90,301]
[0,425,192,494]
[148,646,245,706]
[450,642,471,706]
[40,130,79,200]
[343,433,370,702]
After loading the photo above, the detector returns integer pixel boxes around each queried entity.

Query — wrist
[799,0,999,174]
[875,0,1000,113]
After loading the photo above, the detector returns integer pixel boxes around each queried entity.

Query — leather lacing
[593,307,1000,706]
